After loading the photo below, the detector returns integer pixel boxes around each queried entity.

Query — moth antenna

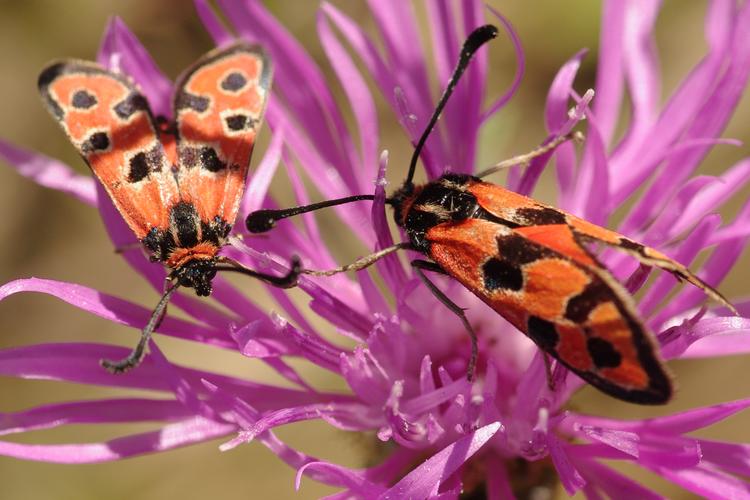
[405,24,499,187]
[214,256,302,288]
[246,194,376,233]
[100,283,180,373]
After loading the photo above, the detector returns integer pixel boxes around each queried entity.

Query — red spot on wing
[514,225,595,267]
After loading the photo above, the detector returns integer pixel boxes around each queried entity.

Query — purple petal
[590,1,625,147]
[571,106,610,223]
[241,402,381,442]
[240,126,284,214]
[0,278,228,345]
[220,0,364,195]
[296,461,383,495]
[372,152,408,290]
[317,11,379,189]
[548,436,586,495]
[0,399,191,436]
[147,343,223,421]
[619,2,661,156]
[639,214,721,317]
[509,49,587,195]
[613,2,750,207]
[650,464,750,499]
[0,343,351,411]
[380,422,502,499]
[662,316,750,359]
[0,140,96,205]
[266,103,372,246]
[651,226,747,327]
[274,315,343,372]
[341,346,390,406]
[0,417,234,463]
[96,17,172,118]
[663,158,750,240]
[481,7,525,121]
[571,397,750,435]
[700,439,750,477]
[575,458,662,500]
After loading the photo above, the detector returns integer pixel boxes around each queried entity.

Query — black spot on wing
[128,153,150,183]
[496,232,554,265]
[482,258,523,291]
[221,72,247,92]
[515,207,567,225]
[200,147,226,172]
[81,132,110,153]
[527,316,559,350]
[564,280,611,323]
[176,92,209,112]
[225,114,248,131]
[72,90,97,109]
[127,146,164,183]
[114,93,148,119]
[587,337,622,368]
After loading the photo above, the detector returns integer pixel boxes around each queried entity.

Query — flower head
[2,1,750,498]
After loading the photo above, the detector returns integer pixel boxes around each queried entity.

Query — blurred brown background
[0,1,748,498]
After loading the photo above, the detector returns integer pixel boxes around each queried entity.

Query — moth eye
[221,72,247,92]
[71,89,97,109]
[82,131,110,153]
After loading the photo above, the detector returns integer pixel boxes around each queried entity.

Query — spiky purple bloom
[2,1,750,497]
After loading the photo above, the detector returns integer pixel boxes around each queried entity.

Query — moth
[39,42,299,372]
[245,25,736,404]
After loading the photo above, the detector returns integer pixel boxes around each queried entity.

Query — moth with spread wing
[39,42,299,372]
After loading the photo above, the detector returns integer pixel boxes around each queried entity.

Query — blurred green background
[0,1,749,498]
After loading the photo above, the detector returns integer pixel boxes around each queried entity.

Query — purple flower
[2,1,750,498]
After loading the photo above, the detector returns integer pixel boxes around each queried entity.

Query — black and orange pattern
[38,43,271,296]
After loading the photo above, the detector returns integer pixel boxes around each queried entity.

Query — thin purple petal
[96,17,172,118]
[0,140,96,205]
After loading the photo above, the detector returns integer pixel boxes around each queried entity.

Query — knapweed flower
[2,1,750,498]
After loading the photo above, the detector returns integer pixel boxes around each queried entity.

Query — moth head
[387,182,420,228]
[175,259,217,297]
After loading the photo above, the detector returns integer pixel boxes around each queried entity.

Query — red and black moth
[246,25,738,404]
[39,43,300,372]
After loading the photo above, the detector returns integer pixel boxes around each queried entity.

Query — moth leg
[542,352,556,391]
[301,243,410,277]
[113,241,143,254]
[100,282,180,373]
[214,256,302,288]
[412,260,479,382]
[475,130,583,178]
